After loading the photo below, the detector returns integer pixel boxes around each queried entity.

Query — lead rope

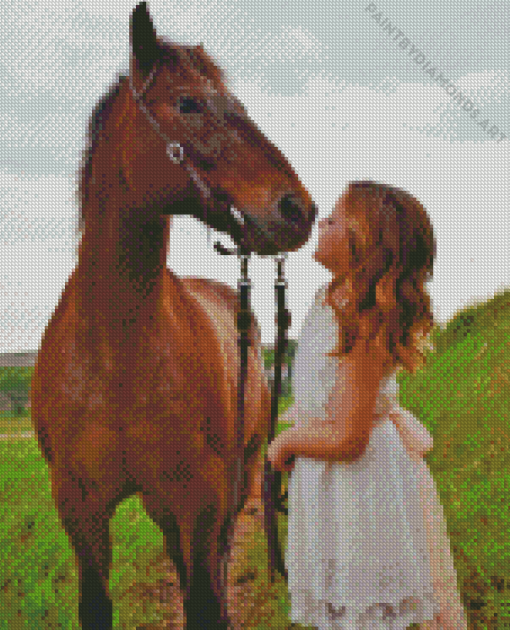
[214,245,289,586]
[233,251,251,530]
[264,253,290,583]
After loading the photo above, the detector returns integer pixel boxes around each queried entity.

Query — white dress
[285,284,468,629]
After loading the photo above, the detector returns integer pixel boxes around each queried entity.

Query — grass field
[2,290,510,628]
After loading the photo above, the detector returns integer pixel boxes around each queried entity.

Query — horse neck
[74,83,188,346]
[75,199,173,341]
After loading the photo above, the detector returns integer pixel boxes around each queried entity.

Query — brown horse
[31,2,316,629]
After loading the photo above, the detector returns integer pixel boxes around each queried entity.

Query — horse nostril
[278,193,304,224]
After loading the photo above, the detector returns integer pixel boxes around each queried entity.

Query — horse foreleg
[64,514,113,630]
[78,558,113,630]
[53,476,118,630]
[182,504,234,630]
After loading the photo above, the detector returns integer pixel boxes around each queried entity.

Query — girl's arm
[278,401,433,460]
[389,408,434,457]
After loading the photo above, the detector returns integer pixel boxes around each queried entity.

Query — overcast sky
[1,0,509,351]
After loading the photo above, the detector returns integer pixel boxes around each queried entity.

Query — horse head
[127,1,317,256]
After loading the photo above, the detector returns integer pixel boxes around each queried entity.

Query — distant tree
[286,339,297,390]
[262,341,297,397]
[0,367,33,415]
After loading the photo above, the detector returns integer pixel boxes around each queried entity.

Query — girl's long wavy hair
[323,181,436,376]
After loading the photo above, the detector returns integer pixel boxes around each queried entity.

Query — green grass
[3,289,510,627]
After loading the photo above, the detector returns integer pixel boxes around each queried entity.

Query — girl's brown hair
[323,181,436,376]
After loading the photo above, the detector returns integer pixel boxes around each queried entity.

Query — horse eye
[177,96,202,114]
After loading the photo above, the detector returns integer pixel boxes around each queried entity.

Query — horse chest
[59,354,223,418]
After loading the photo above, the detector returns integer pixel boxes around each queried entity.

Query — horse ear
[130,2,160,74]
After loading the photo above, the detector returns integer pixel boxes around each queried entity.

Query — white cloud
[456,70,510,104]
[0,172,78,242]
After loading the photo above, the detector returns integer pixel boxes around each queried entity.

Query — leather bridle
[129,63,290,583]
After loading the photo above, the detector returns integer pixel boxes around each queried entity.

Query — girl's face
[313,195,352,275]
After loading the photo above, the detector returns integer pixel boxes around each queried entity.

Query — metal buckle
[166,142,184,164]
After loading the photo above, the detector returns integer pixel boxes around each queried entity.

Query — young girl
[267,182,468,629]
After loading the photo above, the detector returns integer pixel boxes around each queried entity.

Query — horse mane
[75,42,227,237]
[76,74,127,236]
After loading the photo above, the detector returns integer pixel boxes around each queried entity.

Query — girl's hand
[267,431,296,473]
[389,409,433,457]
[278,403,299,425]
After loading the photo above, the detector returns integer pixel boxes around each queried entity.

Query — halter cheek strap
[128,63,212,201]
